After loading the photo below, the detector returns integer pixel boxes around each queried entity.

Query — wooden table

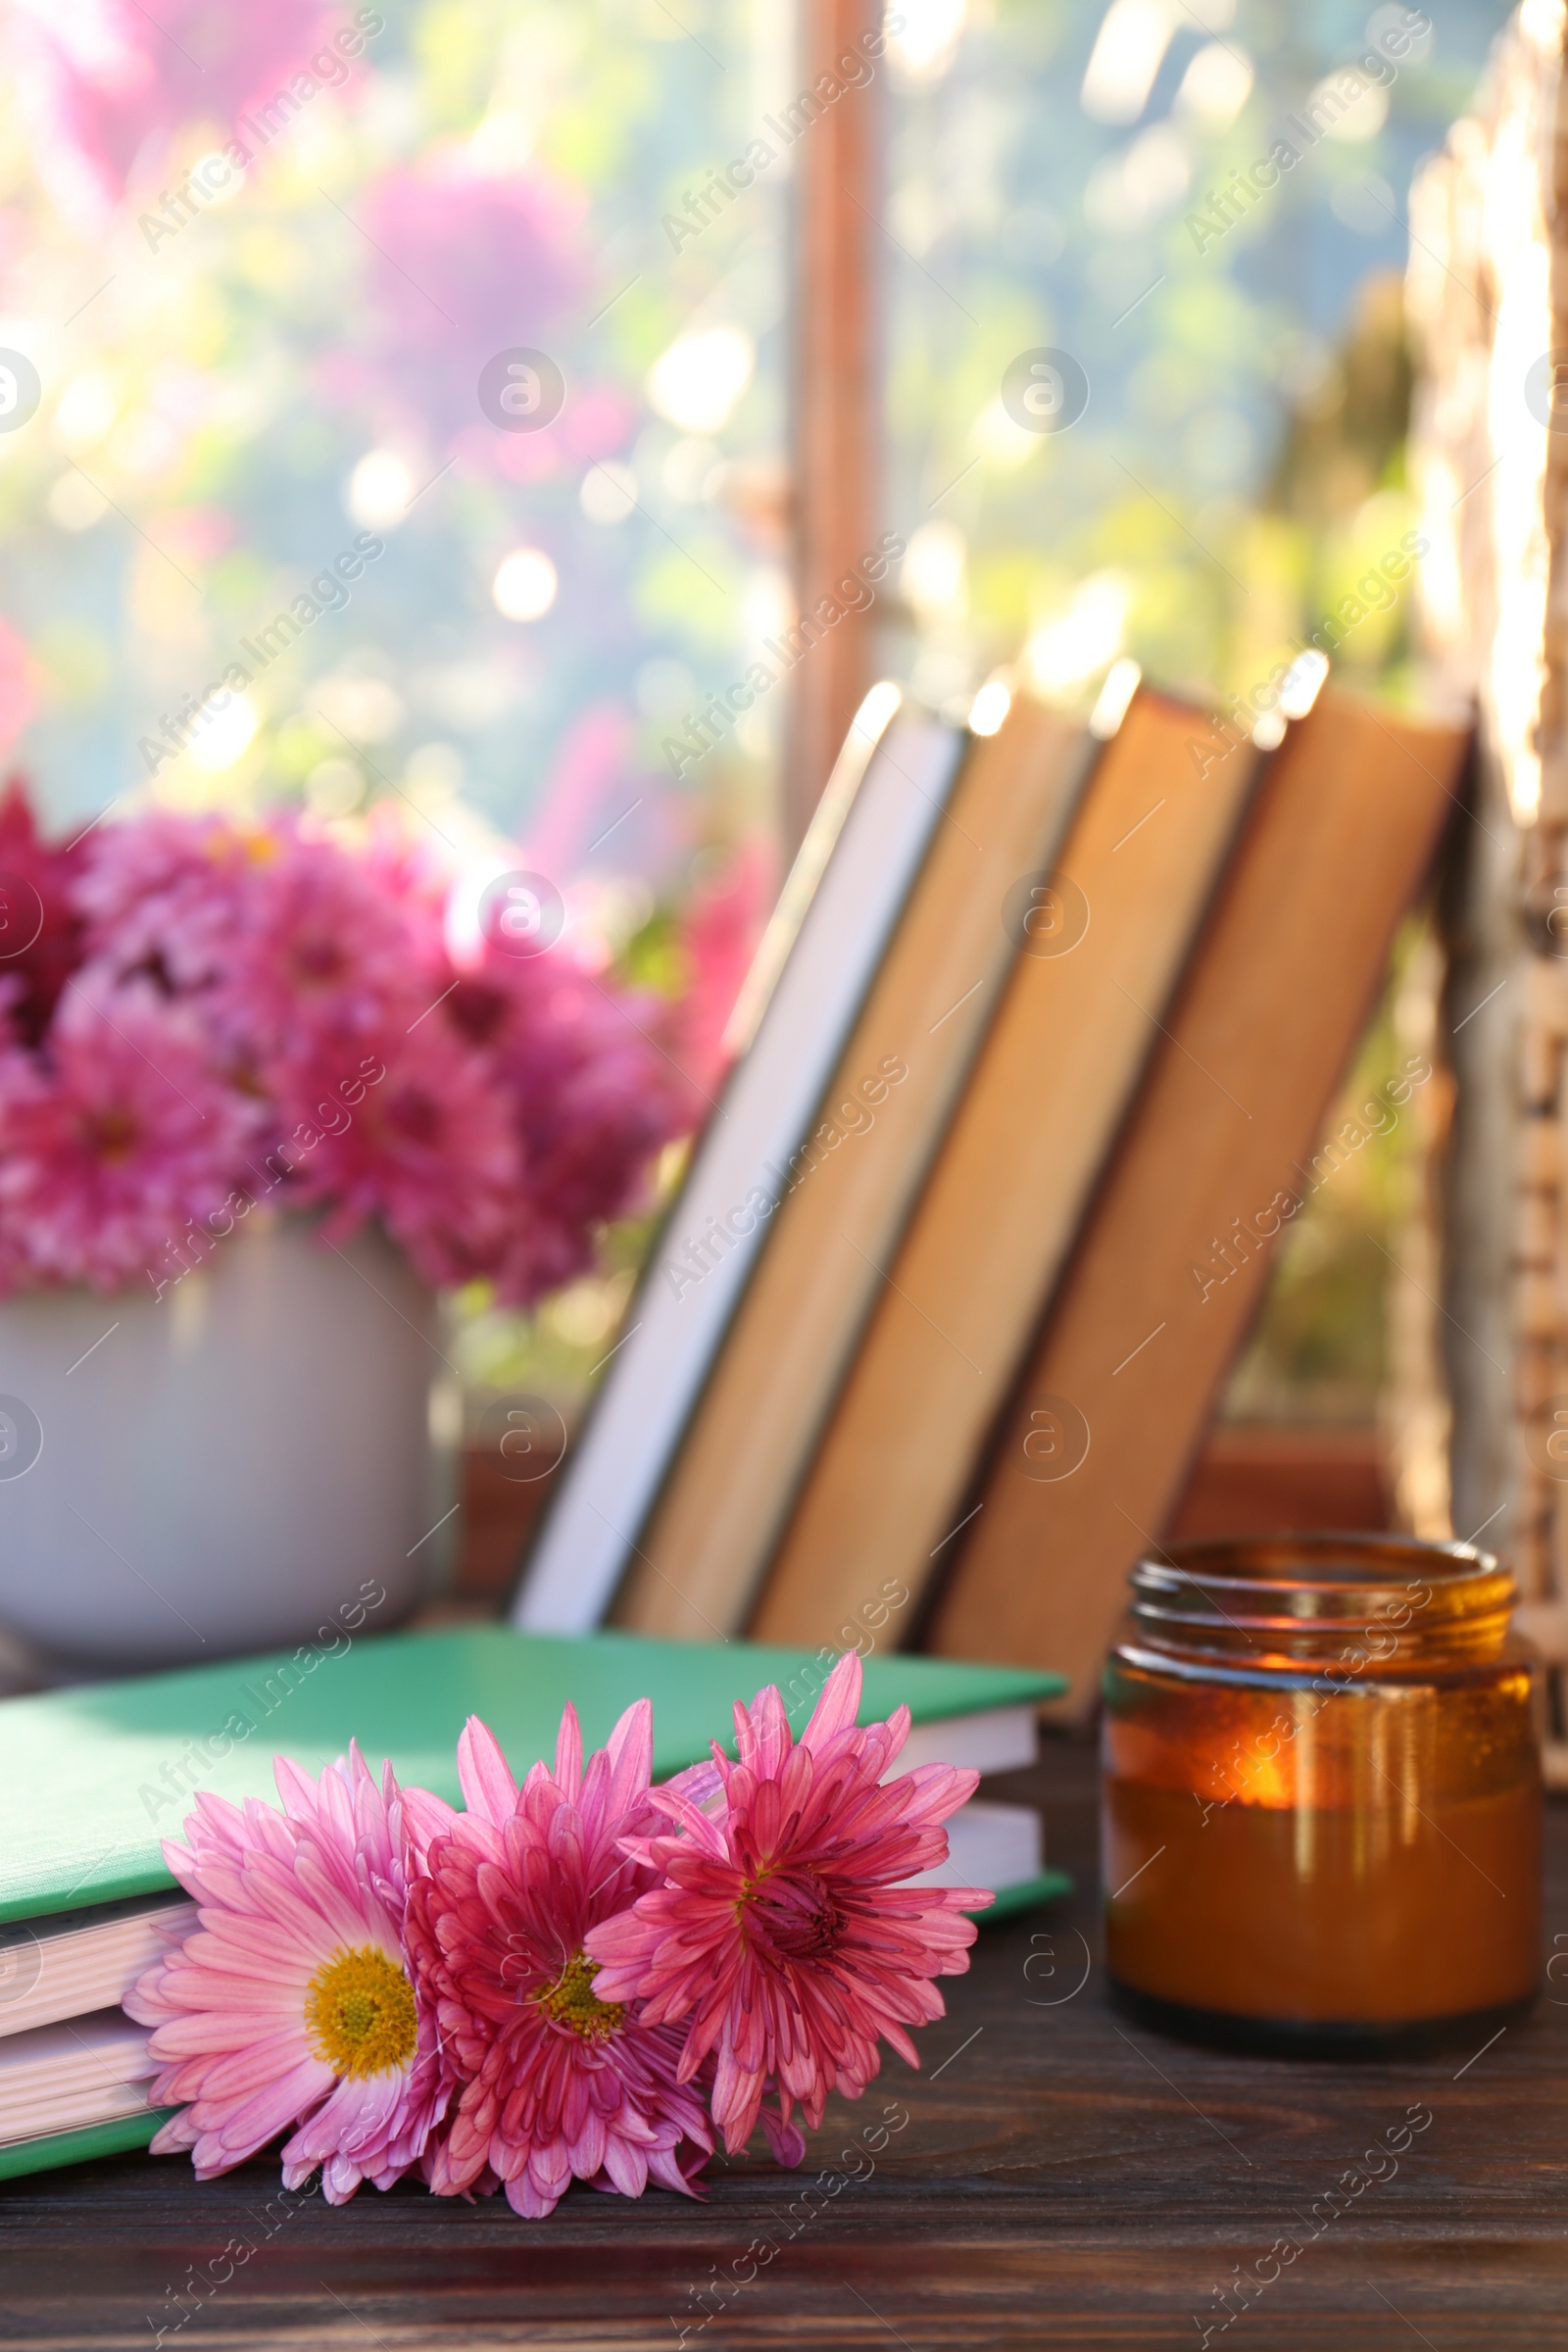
[4,1736,1566,2349]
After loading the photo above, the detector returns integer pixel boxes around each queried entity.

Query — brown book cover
[749,686,1264,1650]
[927,688,1470,1704]
[613,695,1095,1638]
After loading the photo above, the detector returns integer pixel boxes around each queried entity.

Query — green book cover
[0,1624,1065,1924]
[0,2109,173,2184]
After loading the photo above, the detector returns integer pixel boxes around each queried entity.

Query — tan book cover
[927,688,1470,1704]
[750,686,1263,1649]
[613,695,1094,1638]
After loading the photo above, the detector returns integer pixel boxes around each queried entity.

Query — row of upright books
[512,665,1471,1709]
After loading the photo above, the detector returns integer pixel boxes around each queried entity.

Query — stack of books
[513,673,1472,1708]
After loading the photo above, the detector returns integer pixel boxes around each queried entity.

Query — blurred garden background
[0,0,1511,1445]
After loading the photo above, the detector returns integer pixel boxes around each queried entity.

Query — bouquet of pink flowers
[0,783,691,1301]
[125,1655,990,2213]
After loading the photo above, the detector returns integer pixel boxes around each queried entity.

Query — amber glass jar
[1102,1534,1542,2055]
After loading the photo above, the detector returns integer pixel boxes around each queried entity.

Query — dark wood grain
[5,1737,1567,2351]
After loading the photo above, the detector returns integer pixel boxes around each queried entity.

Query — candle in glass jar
[1102,1535,1542,2054]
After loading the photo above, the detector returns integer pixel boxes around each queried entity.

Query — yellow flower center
[534,1949,624,2041]
[304,1944,417,2079]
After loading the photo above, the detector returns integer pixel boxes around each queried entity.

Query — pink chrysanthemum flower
[212,821,434,1065]
[72,807,255,997]
[402,1704,714,2218]
[268,1015,521,1292]
[0,774,86,1048]
[444,949,686,1299]
[586,1653,990,2163]
[124,1746,446,2204]
[0,978,259,1292]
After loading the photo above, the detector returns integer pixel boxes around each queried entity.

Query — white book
[0,1892,194,2042]
[895,1708,1044,1894]
[0,2010,158,2148]
[513,694,968,1636]
[915,1800,1044,1892]
[895,1705,1038,1779]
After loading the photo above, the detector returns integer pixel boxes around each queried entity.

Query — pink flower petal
[457,1715,521,1824]
[800,1650,863,1754]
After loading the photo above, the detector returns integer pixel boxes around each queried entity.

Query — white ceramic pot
[0,1215,457,1672]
